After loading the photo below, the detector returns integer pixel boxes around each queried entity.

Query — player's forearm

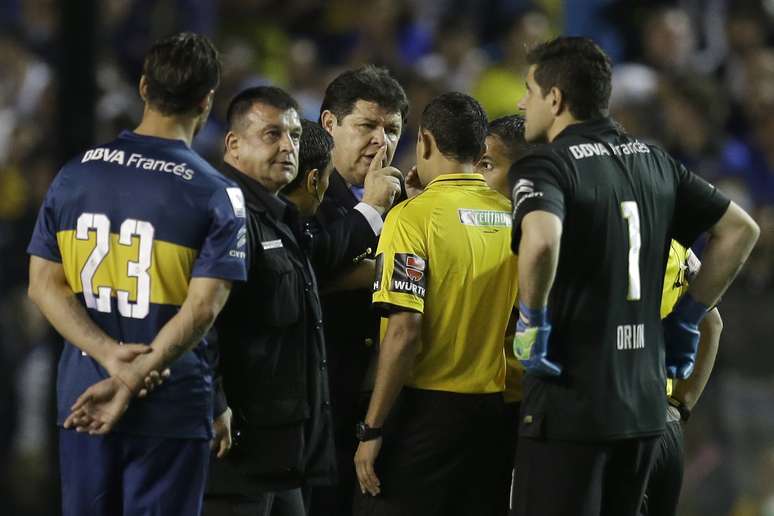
[672,308,722,409]
[28,261,117,366]
[364,313,422,428]
[687,203,759,307]
[518,212,562,308]
[120,278,231,392]
[125,300,217,388]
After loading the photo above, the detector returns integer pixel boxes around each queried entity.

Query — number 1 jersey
[509,118,729,441]
[27,130,247,439]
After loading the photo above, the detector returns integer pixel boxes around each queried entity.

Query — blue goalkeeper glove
[513,302,562,377]
[663,293,709,379]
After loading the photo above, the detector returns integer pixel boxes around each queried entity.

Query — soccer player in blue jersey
[26,32,247,516]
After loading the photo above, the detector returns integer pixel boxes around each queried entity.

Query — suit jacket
[311,170,382,441]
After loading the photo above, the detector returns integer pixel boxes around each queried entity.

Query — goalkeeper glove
[513,302,562,377]
[663,293,708,379]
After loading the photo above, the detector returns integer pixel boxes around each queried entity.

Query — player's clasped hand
[103,342,171,398]
[63,376,133,435]
[663,293,708,379]
[362,145,402,215]
[513,302,562,377]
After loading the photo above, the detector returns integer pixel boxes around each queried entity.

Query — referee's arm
[355,309,422,496]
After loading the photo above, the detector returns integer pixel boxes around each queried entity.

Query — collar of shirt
[219,162,287,221]
[118,130,190,149]
[552,116,622,142]
[349,184,365,201]
[425,172,488,189]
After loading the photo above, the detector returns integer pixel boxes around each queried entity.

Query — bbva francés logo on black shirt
[387,253,427,298]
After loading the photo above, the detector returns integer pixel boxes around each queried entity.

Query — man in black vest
[509,37,759,516]
[204,86,400,516]
[311,65,409,515]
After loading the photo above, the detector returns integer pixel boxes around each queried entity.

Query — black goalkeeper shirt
[509,117,729,441]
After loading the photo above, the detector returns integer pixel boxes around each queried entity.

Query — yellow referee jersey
[373,173,519,394]
[661,241,697,318]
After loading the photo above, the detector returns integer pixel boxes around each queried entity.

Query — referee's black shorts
[512,433,660,516]
[353,387,511,516]
[641,420,685,516]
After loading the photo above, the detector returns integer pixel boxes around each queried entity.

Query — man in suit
[311,65,409,515]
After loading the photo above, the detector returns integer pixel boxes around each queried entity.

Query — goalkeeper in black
[508,37,759,516]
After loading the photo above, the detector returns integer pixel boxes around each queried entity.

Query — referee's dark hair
[420,92,488,163]
[320,65,409,124]
[284,120,335,193]
[226,86,300,133]
[488,115,529,162]
[527,37,612,120]
[142,32,222,116]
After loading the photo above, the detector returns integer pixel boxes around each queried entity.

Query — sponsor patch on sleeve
[226,187,246,218]
[229,224,248,259]
[390,253,427,298]
[512,178,543,215]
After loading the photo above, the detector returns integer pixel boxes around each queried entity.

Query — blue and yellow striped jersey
[27,131,247,438]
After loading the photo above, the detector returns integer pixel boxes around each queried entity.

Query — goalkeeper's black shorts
[641,420,685,516]
[511,434,660,516]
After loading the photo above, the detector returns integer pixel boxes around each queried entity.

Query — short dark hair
[488,115,530,162]
[526,37,612,120]
[320,65,409,124]
[226,86,300,132]
[142,32,222,116]
[420,92,487,163]
[284,120,335,193]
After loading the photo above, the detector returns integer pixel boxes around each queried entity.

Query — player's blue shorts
[59,428,210,516]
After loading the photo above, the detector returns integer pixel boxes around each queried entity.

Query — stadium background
[1,0,773,514]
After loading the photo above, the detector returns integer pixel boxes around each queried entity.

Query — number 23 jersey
[509,118,729,441]
[27,131,247,439]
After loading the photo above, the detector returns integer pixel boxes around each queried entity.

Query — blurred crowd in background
[1,1,773,515]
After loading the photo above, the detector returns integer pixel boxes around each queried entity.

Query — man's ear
[549,86,564,116]
[419,129,433,161]
[224,131,240,160]
[321,110,337,136]
[305,168,320,193]
[138,75,149,102]
[196,89,215,114]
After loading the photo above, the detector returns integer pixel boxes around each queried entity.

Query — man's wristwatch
[668,397,692,422]
[355,421,383,442]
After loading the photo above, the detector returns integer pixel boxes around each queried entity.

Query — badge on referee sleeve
[390,253,427,299]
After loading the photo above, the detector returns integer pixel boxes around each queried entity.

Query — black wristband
[668,397,691,422]
[355,421,383,441]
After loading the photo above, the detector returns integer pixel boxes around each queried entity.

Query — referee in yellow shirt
[352,93,518,516]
